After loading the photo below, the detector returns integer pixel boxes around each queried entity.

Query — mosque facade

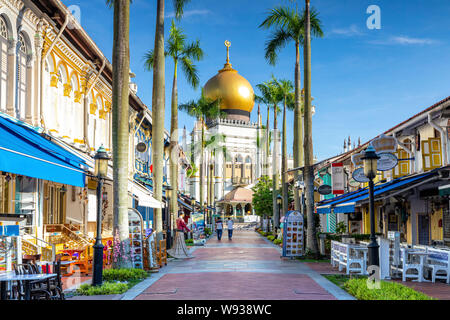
[185,41,289,219]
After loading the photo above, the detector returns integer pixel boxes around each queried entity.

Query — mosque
[184,41,292,220]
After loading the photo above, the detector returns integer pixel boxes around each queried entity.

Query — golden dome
[203,41,254,121]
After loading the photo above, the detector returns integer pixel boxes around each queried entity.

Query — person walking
[227,217,234,240]
[167,212,194,259]
[216,218,223,241]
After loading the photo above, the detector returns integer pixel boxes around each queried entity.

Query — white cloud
[329,24,364,37]
[370,36,439,45]
[166,9,211,19]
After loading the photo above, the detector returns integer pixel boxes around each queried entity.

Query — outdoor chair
[392,248,422,282]
[424,248,450,284]
[12,264,52,300]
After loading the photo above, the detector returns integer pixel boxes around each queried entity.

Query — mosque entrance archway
[236,204,243,217]
[244,203,252,215]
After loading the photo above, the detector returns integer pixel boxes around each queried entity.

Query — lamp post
[166,185,173,249]
[203,201,207,231]
[276,194,283,236]
[362,145,380,267]
[92,145,110,286]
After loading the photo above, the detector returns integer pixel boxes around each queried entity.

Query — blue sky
[69,0,450,161]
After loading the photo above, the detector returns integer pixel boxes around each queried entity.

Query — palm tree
[106,0,131,267]
[273,78,295,216]
[204,133,226,224]
[255,80,282,233]
[150,0,192,242]
[255,80,277,178]
[179,91,223,218]
[303,0,319,256]
[259,4,323,212]
[144,20,203,245]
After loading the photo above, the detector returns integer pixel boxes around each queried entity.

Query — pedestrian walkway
[127,228,354,300]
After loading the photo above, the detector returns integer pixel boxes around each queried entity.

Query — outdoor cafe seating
[330,237,450,284]
[0,260,65,300]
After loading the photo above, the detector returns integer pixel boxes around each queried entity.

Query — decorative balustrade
[44,224,92,250]
[22,235,55,262]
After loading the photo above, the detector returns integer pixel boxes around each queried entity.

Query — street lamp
[166,185,173,249]
[276,194,283,235]
[362,145,380,268]
[203,201,207,231]
[92,145,110,287]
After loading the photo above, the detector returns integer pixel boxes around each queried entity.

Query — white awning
[129,181,164,209]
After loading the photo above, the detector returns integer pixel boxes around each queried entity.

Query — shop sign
[377,152,398,171]
[372,134,398,154]
[282,211,304,258]
[136,142,148,153]
[191,213,205,233]
[351,151,365,168]
[331,163,345,195]
[352,167,370,183]
[348,178,360,188]
[128,208,144,269]
[318,184,332,195]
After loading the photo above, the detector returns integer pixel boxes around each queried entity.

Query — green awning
[439,184,450,196]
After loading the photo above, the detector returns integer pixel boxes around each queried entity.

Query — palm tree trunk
[169,59,179,246]
[112,0,131,268]
[200,119,205,214]
[293,41,303,212]
[152,0,166,242]
[272,105,279,232]
[282,98,288,215]
[304,0,318,256]
[266,106,270,177]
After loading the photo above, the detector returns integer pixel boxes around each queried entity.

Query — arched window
[16,33,28,120]
[0,17,8,112]
[94,95,104,149]
[70,74,82,141]
[87,91,96,150]
[55,64,68,136]
[43,54,57,131]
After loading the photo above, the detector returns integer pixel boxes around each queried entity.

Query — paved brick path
[129,229,354,300]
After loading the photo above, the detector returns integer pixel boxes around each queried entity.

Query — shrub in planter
[204,228,212,236]
[273,239,282,245]
[102,268,148,282]
[344,278,434,300]
[76,282,129,296]
[185,239,194,246]
[267,235,275,241]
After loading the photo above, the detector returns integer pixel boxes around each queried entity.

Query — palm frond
[264,28,291,66]
[259,6,295,29]
[143,50,155,71]
[183,40,204,61]
[180,56,200,89]
[173,0,192,20]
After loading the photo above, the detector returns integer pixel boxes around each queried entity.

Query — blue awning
[316,187,370,214]
[317,172,435,214]
[178,198,193,211]
[0,114,86,187]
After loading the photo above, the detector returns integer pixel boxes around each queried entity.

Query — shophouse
[316,96,450,246]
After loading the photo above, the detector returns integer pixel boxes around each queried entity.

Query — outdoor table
[37,261,74,274]
[0,272,57,300]
[62,249,84,260]
[407,251,430,282]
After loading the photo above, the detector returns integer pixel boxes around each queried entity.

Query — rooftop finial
[225,40,231,63]
[221,40,233,71]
